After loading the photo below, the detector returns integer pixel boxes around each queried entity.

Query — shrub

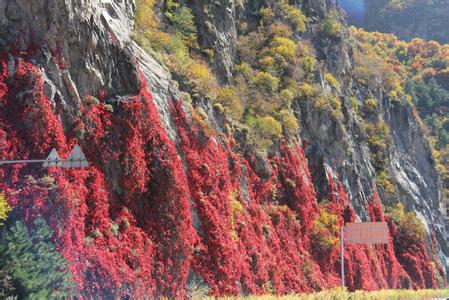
[253,116,282,139]
[172,58,218,98]
[234,62,253,79]
[279,89,295,106]
[299,82,316,98]
[269,36,297,60]
[278,109,300,134]
[321,14,342,37]
[364,97,377,113]
[260,7,275,24]
[250,115,283,150]
[301,55,317,76]
[253,71,280,93]
[286,7,307,33]
[259,56,276,71]
[388,203,426,242]
[165,1,198,48]
[268,23,293,38]
[376,170,396,194]
[215,87,244,120]
[350,96,359,114]
[310,207,339,252]
[135,0,157,30]
[0,194,11,225]
[325,72,340,89]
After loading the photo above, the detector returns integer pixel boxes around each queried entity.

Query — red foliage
[0,47,441,297]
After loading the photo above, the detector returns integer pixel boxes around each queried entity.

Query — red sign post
[340,222,389,289]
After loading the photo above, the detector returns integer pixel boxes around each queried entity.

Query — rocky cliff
[0,0,447,297]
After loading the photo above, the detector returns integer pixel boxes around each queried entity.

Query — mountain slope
[342,0,449,43]
[0,0,447,297]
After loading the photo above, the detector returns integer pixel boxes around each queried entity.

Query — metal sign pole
[341,225,345,290]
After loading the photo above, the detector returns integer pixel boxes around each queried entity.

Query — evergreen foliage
[0,218,75,298]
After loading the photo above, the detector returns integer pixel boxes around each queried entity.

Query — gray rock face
[190,0,237,83]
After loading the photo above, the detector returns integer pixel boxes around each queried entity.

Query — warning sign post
[340,222,389,289]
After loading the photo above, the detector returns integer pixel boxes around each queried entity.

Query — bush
[253,116,282,139]
[388,203,426,242]
[234,62,253,79]
[286,8,307,33]
[249,115,283,151]
[215,87,244,120]
[350,96,359,114]
[376,170,396,194]
[311,207,339,252]
[278,109,300,135]
[325,72,340,89]
[364,97,378,113]
[299,83,316,98]
[173,58,218,98]
[260,7,275,24]
[253,72,280,93]
[135,0,157,30]
[301,55,317,76]
[322,14,342,36]
[268,23,293,38]
[0,194,11,226]
[321,14,342,37]
[279,89,295,107]
[269,36,297,60]
[165,1,198,48]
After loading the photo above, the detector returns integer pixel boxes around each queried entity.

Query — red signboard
[346,222,389,244]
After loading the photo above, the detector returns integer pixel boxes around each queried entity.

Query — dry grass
[197,288,449,300]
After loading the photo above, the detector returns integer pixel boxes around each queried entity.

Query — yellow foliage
[268,23,293,38]
[269,36,297,60]
[253,72,280,93]
[0,194,12,225]
[376,170,396,194]
[324,72,340,89]
[310,207,339,251]
[301,55,316,75]
[286,7,307,33]
[175,59,218,98]
[388,202,426,242]
[215,87,244,120]
[259,56,276,71]
[298,83,316,98]
[135,0,157,30]
[229,190,244,228]
[253,116,282,139]
[364,98,377,113]
[279,89,295,106]
[350,96,359,114]
[278,109,299,135]
[234,62,253,79]
[260,7,275,24]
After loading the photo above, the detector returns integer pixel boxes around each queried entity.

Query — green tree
[0,218,75,299]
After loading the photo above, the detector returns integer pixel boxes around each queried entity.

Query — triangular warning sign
[43,148,62,167]
[63,145,89,168]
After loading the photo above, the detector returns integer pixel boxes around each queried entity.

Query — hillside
[0,0,447,297]
[342,0,449,43]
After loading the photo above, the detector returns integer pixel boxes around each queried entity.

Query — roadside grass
[198,288,449,300]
